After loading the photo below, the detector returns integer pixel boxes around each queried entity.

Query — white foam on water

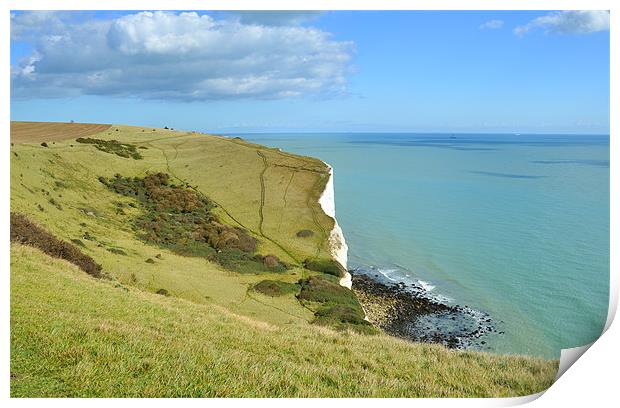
[418,280,436,292]
[433,293,454,303]
[374,265,455,304]
[377,268,399,282]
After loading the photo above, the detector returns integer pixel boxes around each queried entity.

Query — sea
[232,132,609,358]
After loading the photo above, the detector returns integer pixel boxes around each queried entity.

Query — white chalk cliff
[318,163,351,289]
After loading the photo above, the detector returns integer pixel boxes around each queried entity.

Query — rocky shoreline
[350,270,501,350]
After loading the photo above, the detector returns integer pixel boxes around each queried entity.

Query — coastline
[318,162,351,289]
[350,269,499,350]
[316,161,498,351]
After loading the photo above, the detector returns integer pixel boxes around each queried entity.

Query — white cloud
[479,19,504,30]
[11,11,353,101]
[514,10,610,36]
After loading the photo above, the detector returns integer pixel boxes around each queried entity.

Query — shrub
[315,305,367,325]
[297,275,374,333]
[296,229,314,238]
[253,280,300,297]
[100,172,277,274]
[263,254,282,269]
[303,258,347,278]
[213,249,286,274]
[76,137,142,160]
[298,275,360,310]
[156,289,169,296]
[71,239,85,247]
[48,198,62,210]
[10,212,103,278]
[314,305,376,334]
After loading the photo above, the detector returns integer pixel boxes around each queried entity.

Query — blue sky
[10,10,610,134]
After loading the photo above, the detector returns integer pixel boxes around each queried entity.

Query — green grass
[10,124,329,326]
[11,244,558,397]
[10,123,559,397]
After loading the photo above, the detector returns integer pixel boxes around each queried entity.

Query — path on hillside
[278,170,296,232]
[256,150,268,236]
[255,147,328,261]
[308,176,328,259]
[146,139,301,265]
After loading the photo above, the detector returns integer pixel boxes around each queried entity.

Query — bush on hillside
[296,229,314,238]
[10,212,103,278]
[253,280,300,297]
[76,137,142,160]
[100,172,285,274]
[297,275,374,333]
[303,258,347,278]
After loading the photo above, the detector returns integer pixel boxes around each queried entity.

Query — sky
[10,10,610,134]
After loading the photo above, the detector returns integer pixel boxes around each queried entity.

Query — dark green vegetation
[106,247,127,255]
[99,172,286,274]
[298,275,374,333]
[70,238,85,247]
[10,212,103,278]
[296,229,314,238]
[303,258,347,277]
[76,137,143,160]
[253,280,300,297]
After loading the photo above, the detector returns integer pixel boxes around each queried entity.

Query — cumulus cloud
[10,11,353,100]
[514,10,610,36]
[479,19,504,30]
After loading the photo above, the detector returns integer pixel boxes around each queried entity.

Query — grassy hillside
[11,244,557,397]
[10,123,334,325]
[10,122,558,397]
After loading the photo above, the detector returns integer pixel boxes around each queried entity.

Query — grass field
[10,123,333,325]
[11,244,558,397]
[10,121,559,397]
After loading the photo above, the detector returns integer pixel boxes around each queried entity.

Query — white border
[2,1,617,406]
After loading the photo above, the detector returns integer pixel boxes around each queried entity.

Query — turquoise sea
[236,132,609,358]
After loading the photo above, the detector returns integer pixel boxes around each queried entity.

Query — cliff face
[318,163,351,289]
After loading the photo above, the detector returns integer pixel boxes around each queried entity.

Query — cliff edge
[318,163,351,289]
